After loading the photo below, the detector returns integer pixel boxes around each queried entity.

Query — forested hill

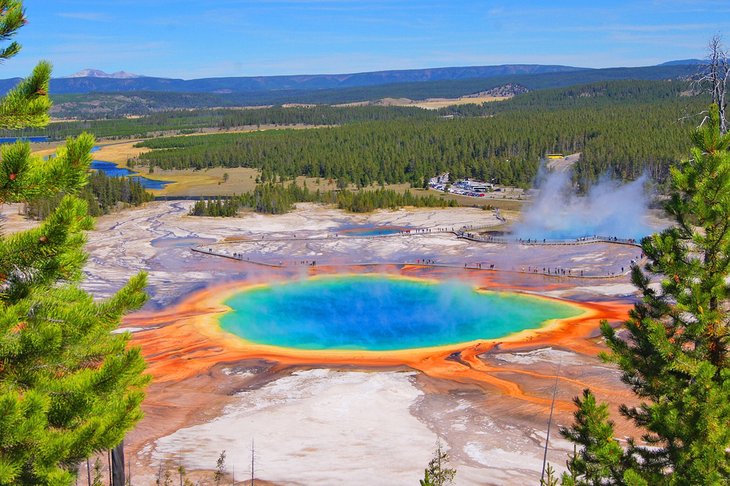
[440,78,700,115]
[134,95,702,190]
[3,64,585,95]
[41,63,700,118]
[4,78,704,141]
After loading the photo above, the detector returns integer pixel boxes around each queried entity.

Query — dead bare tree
[693,35,729,133]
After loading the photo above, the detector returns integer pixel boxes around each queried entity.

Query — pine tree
[213,450,226,486]
[560,105,730,484]
[559,390,624,484]
[420,441,456,486]
[0,3,150,485]
[91,458,104,486]
[541,463,560,486]
[419,470,435,486]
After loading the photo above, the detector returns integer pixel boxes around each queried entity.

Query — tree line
[1,104,435,140]
[189,183,457,216]
[25,169,153,219]
[1,78,705,143]
[441,79,703,116]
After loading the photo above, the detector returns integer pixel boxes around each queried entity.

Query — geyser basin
[219,275,583,351]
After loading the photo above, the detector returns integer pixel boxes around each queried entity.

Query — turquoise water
[342,228,402,236]
[337,225,410,236]
[219,276,582,351]
[151,236,217,248]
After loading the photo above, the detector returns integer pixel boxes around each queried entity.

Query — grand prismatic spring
[219,275,583,351]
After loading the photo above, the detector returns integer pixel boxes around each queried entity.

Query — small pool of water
[91,160,172,189]
[129,176,172,190]
[337,225,410,237]
[219,275,583,351]
[0,136,49,144]
[151,236,217,248]
[91,161,136,176]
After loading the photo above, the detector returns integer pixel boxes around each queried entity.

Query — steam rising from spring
[512,165,653,241]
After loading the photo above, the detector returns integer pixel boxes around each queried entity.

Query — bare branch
[692,35,729,133]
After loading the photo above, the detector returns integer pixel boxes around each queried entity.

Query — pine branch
[0,61,50,129]
[0,0,24,61]
[0,195,92,302]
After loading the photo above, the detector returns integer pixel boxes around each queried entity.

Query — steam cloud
[511,166,653,241]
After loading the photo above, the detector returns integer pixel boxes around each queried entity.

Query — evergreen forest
[189,184,457,216]
[25,170,153,219]
[136,97,701,189]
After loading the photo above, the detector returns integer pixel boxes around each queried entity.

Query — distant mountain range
[658,59,705,66]
[65,69,141,79]
[30,64,585,95]
[0,61,702,97]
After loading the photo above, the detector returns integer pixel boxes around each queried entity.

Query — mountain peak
[66,69,141,79]
[657,59,705,66]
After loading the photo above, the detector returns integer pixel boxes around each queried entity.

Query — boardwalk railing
[191,226,644,279]
[455,230,641,247]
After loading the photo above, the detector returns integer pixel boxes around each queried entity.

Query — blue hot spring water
[219,275,582,351]
[336,225,411,237]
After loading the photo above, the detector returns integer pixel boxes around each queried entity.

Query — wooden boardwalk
[191,225,643,280]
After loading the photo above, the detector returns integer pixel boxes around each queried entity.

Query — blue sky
[4,0,729,79]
